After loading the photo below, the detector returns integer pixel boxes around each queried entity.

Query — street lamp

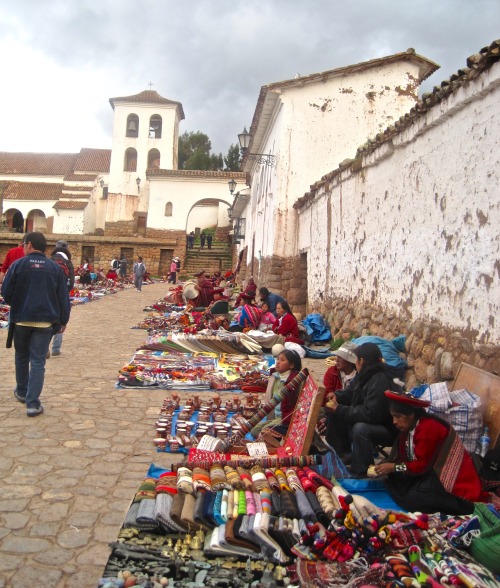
[228,178,237,194]
[136,177,141,193]
[238,127,276,167]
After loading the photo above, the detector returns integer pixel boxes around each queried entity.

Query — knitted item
[245,490,256,516]
[193,490,211,530]
[280,488,300,519]
[260,489,272,514]
[170,493,188,530]
[253,491,263,514]
[286,468,303,493]
[134,477,157,501]
[227,488,234,520]
[155,492,186,532]
[250,464,270,491]
[297,468,317,492]
[203,490,217,527]
[237,466,255,491]
[136,499,159,530]
[224,465,244,489]
[316,487,336,518]
[220,489,229,522]
[210,464,230,491]
[295,490,317,524]
[156,472,178,494]
[306,490,330,527]
[233,489,241,519]
[176,466,194,494]
[213,491,225,526]
[304,466,333,490]
[265,468,281,492]
[270,489,281,516]
[238,489,247,515]
[275,468,291,491]
[192,467,211,491]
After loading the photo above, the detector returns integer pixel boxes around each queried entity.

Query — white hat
[284,342,306,358]
[182,281,198,300]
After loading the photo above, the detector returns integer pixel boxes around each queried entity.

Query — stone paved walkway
[0,283,326,587]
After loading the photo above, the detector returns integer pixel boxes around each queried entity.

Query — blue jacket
[2,252,71,326]
[267,292,285,316]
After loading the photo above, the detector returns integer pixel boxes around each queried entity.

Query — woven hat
[332,342,357,364]
[384,390,431,408]
[271,344,286,357]
[183,281,198,300]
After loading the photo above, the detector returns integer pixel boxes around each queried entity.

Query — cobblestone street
[0,283,326,587]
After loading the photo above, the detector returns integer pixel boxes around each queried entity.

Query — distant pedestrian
[133,256,146,291]
[50,240,75,357]
[174,256,181,272]
[207,234,213,249]
[111,255,120,271]
[1,232,71,417]
[188,231,195,248]
[200,232,206,248]
[118,256,127,279]
[168,258,177,284]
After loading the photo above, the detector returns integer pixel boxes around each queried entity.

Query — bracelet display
[394,463,407,473]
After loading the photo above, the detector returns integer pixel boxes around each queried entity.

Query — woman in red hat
[375,391,486,514]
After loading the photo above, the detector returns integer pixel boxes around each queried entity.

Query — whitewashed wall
[108,102,180,199]
[241,58,431,264]
[299,61,500,343]
[148,177,233,231]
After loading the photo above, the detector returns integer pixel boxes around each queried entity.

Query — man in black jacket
[1,232,71,417]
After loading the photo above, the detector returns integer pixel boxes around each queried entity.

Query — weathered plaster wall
[240,57,430,276]
[299,61,500,346]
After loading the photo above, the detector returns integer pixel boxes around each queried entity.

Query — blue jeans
[14,325,53,409]
[52,332,63,353]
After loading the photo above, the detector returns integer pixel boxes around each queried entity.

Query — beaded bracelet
[395,463,407,472]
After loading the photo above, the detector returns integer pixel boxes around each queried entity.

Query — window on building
[148,148,161,169]
[126,114,139,138]
[165,202,173,216]
[124,148,138,172]
[149,115,162,139]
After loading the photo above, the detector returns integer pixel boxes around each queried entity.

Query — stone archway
[26,209,47,233]
[4,208,24,233]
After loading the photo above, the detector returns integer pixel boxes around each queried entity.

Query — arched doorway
[4,208,24,233]
[26,209,47,233]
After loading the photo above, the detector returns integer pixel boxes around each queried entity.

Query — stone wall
[314,294,500,389]
[241,253,308,318]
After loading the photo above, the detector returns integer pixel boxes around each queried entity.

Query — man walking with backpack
[50,240,75,357]
[133,256,146,291]
[1,232,71,417]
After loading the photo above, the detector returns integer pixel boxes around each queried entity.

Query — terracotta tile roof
[63,173,98,182]
[3,181,63,200]
[148,169,247,181]
[0,152,78,176]
[53,201,88,210]
[245,49,439,159]
[295,39,500,210]
[62,185,93,192]
[73,148,111,173]
[109,90,185,120]
[60,192,91,199]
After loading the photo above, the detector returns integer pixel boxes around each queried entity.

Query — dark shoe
[27,405,44,417]
[52,350,61,356]
[14,389,26,403]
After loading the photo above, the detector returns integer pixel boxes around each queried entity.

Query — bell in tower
[126,114,139,138]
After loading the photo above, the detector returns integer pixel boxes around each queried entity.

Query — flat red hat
[384,390,431,408]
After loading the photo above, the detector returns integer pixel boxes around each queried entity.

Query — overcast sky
[0,1,498,156]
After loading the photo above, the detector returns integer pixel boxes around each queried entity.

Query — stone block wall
[314,294,500,389]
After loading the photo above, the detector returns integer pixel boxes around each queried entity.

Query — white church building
[0,90,244,273]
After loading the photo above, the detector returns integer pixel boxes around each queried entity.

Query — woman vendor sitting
[251,348,302,438]
[374,391,486,515]
[272,300,304,344]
